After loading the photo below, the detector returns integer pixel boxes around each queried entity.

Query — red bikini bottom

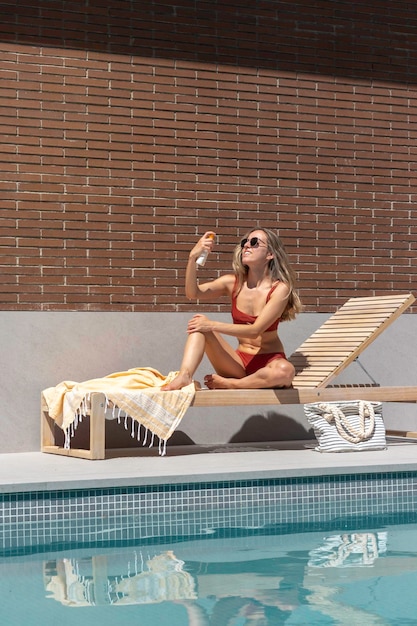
[236,350,287,376]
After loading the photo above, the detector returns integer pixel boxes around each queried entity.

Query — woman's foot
[161,371,193,391]
[204,366,294,389]
[204,374,238,389]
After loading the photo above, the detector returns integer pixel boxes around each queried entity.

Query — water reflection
[3,524,417,624]
[44,551,197,606]
[43,547,297,622]
[308,531,387,568]
[304,532,389,626]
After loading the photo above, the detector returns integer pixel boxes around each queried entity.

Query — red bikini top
[231,281,280,332]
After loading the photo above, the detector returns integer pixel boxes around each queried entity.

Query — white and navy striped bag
[304,400,386,452]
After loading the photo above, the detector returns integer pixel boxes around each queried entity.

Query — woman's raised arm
[185,232,233,300]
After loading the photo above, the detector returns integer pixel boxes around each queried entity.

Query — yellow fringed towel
[42,367,196,455]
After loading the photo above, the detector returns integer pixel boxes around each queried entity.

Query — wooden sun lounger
[41,293,416,459]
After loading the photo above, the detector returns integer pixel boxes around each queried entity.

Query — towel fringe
[80,396,88,418]
[159,437,167,456]
[65,407,83,449]
[63,399,173,456]
[113,410,164,454]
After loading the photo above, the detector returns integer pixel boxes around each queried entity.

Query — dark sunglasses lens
[240,237,259,248]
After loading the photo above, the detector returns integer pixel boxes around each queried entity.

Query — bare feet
[161,371,193,391]
[204,371,294,390]
[204,374,238,389]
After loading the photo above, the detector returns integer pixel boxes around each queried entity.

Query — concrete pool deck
[1,438,417,493]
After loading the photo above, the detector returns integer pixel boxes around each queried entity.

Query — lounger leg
[41,393,106,459]
[41,397,56,451]
[89,392,106,460]
[387,429,417,440]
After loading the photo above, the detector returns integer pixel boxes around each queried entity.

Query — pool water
[2,519,417,625]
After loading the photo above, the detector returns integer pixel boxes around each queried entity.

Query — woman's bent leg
[161,332,206,390]
[162,330,246,390]
[205,358,295,390]
[204,332,246,378]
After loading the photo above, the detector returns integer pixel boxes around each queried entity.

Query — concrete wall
[1,311,416,454]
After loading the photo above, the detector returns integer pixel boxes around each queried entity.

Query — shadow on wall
[54,411,313,451]
[2,0,417,84]
[228,411,314,443]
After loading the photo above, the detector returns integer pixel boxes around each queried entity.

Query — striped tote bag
[304,400,386,452]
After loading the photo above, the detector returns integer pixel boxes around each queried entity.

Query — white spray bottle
[196,233,215,267]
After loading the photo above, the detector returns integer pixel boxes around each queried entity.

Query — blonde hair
[232,228,302,321]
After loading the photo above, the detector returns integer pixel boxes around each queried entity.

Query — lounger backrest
[289,293,415,388]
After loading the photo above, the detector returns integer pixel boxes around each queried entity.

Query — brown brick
[0,1,415,313]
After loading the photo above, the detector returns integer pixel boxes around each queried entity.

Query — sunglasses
[240,236,267,249]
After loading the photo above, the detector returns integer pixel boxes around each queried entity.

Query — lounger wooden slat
[41,293,417,459]
[306,330,377,336]
[288,293,415,388]
[192,385,417,407]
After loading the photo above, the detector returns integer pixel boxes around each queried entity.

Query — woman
[162,228,302,390]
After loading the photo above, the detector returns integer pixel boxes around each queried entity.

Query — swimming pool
[1,472,417,624]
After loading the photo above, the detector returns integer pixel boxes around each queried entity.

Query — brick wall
[0,0,416,313]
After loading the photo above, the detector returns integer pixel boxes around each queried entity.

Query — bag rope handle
[319,401,376,443]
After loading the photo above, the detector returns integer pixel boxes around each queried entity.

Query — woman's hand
[189,231,216,261]
[187,314,213,334]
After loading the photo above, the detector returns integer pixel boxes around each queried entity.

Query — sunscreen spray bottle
[196,233,215,267]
